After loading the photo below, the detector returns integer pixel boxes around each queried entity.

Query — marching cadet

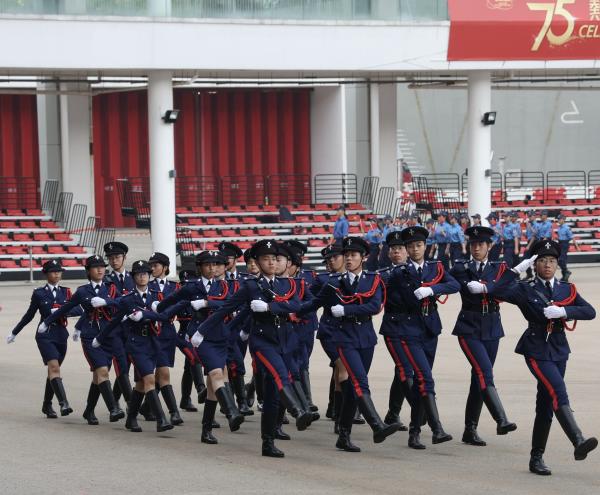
[40,255,124,424]
[6,260,81,418]
[556,214,578,282]
[312,237,400,452]
[487,214,503,262]
[501,212,521,268]
[449,226,517,447]
[103,242,135,410]
[284,239,320,414]
[146,252,183,426]
[488,241,597,475]
[193,240,312,458]
[387,226,460,450]
[157,251,244,445]
[378,231,411,431]
[92,260,174,433]
[176,269,207,412]
[219,241,253,416]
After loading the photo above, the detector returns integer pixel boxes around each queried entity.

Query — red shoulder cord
[271,278,297,303]
[233,280,240,293]
[290,279,306,323]
[333,274,386,312]
[548,284,578,334]
[208,280,229,301]
[54,287,72,326]
[480,262,507,307]
[420,262,448,305]
[92,285,115,322]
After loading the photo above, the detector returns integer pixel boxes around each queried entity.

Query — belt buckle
[482,302,489,315]
[421,302,429,317]
[141,328,148,337]
[274,315,281,327]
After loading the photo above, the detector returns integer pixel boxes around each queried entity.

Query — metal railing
[0,0,449,21]
[374,186,396,216]
[314,174,357,205]
[221,174,266,206]
[0,177,40,210]
[265,174,311,206]
[176,176,219,207]
[360,176,380,209]
[41,179,59,212]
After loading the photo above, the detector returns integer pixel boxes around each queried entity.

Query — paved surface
[1,266,599,495]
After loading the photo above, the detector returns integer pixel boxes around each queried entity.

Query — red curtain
[0,95,40,209]
[93,88,311,227]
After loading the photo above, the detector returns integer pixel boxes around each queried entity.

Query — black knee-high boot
[384,372,407,430]
[408,401,426,450]
[279,384,313,431]
[554,405,598,461]
[326,372,335,419]
[462,388,486,446]
[180,364,197,412]
[125,389,144,432]
[42,378,57,418]
[201,400,218,444]
[262,410,285,458]
[145,389,173,432]
[50,377,73,416]
[191,363,207,404]
[293,381,320,422]
[232,374,253,416]
[215,385,245,432]
[98,380,125,422]
[422,394,452,444]
[335,380,360,452]
[300,369,318,412]
[116,373,132,404]
[83,382,100,425]
[529,416,552,475]
[357,392,400,444]
[275,403,291,440]
[160,385,184,425]
[481,385,517,435]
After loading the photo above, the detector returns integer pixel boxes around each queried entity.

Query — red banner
[448,0,600,60]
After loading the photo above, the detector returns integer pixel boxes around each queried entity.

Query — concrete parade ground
[0,267,599,495]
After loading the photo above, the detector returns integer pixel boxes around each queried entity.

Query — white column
[37,86,62,191]
[148,70,177,268]
[467,71,492,221]
[58,83,95,216]
[369,83,398,192]
[310,86,348,201]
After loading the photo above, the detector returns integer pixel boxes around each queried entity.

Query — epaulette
[328,272,343,279]
[426,260,440,264]
[377,267,392,274]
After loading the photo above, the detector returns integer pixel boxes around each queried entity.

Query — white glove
[191,299,208,311]
[191,331,204,347]
[250,300,269,313]
[37,322,48,334]
[91,297,107,308]
[467,281,487,294]
[6,333,16,344]
[544,305,567,320]
[151,301,160,312]
[414,287,434,300]
[239,330,250,342]
[513,255,538,274]
[331,305,345,318]
[128,311,143,322]
[72,329,81,342]
[50,308,58,314]
[91,337,100,348]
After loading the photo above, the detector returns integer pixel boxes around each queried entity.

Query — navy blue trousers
[337,345,374,397]
[526,357,569,422]
[397,336,438,396]
[503,240,516,268]
[254,347,292,414]
[458,336,499,393]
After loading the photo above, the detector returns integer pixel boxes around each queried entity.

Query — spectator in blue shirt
[364,218,383,271]
[425,218,437,260]
[487,213,503,261]
[556,214,579,282]
[434,212,451,269]
[447,214,466,264]
[333,207,349,242]
[522,211,539,279]
[536,210,553,240]
[501,211,521,267]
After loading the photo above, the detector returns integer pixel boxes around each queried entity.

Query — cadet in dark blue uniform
[489,241,597,475]
[158,251,244,445]
[6,260,81,418]
[176,269,207,413]
[41,255,125,424]
[103,242,135,410]
[284,239,320,414]
[194,240,312,458]
[147,252,183,426]
[378,231,411,431]
[449,226,517,447]
[94,260,174,433]
[219,241,253,416]
[387,226,460,450]
[311,237,400,452]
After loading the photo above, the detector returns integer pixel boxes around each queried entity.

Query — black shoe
[384,410,408,431]
[529,449,552,475]
[481,386,516,435]
[231,375,254,416]
[42,402,58,419]
[82,383,100,425]
[462,427,487,446]
[463,388,486,446]
[408,405,426,450]
[197,385,208,405]
[529,416,552,474]
[215,386,245,432]
[139,397,157,422]
[554,405,598,461]
[98,380,125,422]
[50,377,73,416]
[160,385,184,426]
[280,385,312,431]
[262,439,285,458]
[353,409,366,425]
[292,381,319,423]
[145,389,173,433]
[201,400,218,444]
[422,394,452,444]
[336,426,361,452]
[275,426,291,440]
[125,389,144,433]
[201,427,218,444]
[408,429,426,450]
[300,369,318,412]
[357,393,400,444]
[262,410,285,457]
[211,419,221,429]
[180,396,198,412]
[116,373,133,404]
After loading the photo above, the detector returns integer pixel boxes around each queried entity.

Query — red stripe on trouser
[251,357,257,374]
[400,340,427,397]
[81,344,94,372]
[112,357,121,376]
[229,361,238,379]
[337,347,364,398]
[529,358,559,411]
[459,337,487,391]
[385,337,407,382]
[182,348,196,365]
[255,351,284,391]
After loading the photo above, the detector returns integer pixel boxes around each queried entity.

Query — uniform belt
[131,325,153,337]
[461,302,500,314]
[528,323,564,334]
[384,304,408,314]
[341,315,372,323]
[253,314,290,326]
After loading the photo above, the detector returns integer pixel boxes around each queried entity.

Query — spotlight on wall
[162,109,180,123]
[481,111,497,126]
